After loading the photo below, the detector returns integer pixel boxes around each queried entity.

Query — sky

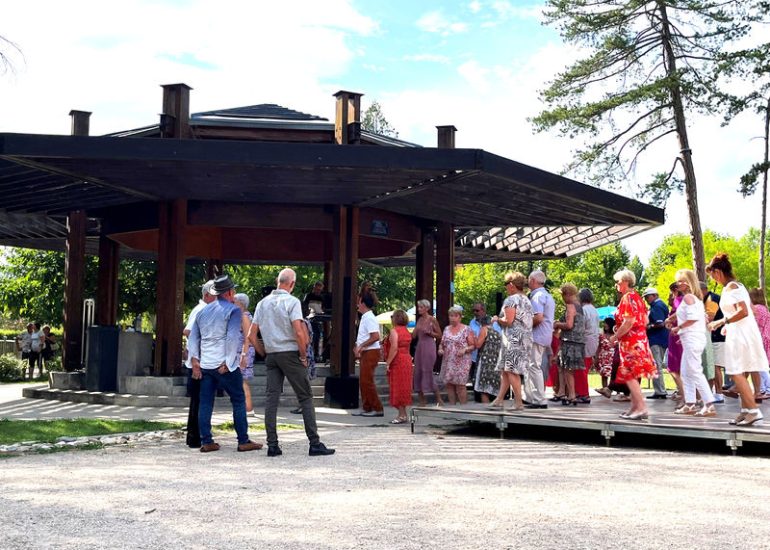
[0,0,765,265]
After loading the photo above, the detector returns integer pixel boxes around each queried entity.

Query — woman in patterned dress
[608,269,657,420]
[474,316,502,402]
[438,306,475,405]
[412,299,444,406]
[594,317,616,397]
[553,283,585,406]
[490,271,534,411]
[384,309,413,423]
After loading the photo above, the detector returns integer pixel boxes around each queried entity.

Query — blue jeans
[198,367,249,445]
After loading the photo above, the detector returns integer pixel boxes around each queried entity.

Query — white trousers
[681,333,714,404]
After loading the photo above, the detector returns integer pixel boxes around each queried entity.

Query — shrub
[45,356,64,372]
[0,353,24,382]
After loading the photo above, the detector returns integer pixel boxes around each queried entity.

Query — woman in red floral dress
[384,310,414,424]
[609,269,657,420]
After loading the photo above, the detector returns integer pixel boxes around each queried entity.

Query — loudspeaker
[86,326,120,392]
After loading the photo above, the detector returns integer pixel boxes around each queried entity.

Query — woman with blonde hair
[707,252,767,426]
[234,293,256,416]
[438,306,475,405]
[490,272,534,411]
[412,299,444,406]
[553,284,586,406]
[671,269,716,416]
[609,269,657,420]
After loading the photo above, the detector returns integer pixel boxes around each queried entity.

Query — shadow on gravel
[444,421,770,457]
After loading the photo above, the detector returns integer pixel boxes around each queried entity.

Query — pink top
[753,304,770,361]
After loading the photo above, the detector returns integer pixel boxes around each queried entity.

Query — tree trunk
[760,97,770,292]
[658,1,707,280]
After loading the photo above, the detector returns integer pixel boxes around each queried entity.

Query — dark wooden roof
[0,132,664,261]
[192,104,327,121]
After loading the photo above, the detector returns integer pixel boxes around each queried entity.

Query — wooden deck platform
[410,397,770,455]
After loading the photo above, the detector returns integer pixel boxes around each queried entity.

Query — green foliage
[646,229,766,293]
[454,262,530,317]
[362,101,399,138]
[0,353,24,382]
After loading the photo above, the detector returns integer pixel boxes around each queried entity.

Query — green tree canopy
[362,101,399,137]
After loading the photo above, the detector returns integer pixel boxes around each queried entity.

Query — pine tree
[362,101,399,138]
[532,0,759,280]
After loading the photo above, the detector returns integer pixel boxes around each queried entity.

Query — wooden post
[323,260,333,293]
[330,205,359,377]
[333,90,363,145]
[154,199,187,375]
[96,235,120,326]
[436,125,457,149]
[415,227,434,309]
[435,223,455,330]
[62,210,87,371]
[62,110,91,371]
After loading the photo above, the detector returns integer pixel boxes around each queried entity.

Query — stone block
[123,376,186,396]
[117,332,154,393]
[49,372,86,390]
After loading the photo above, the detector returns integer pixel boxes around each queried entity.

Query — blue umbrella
[596,305,617,319]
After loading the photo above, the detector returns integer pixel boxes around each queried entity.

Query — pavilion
[0,83,664,404]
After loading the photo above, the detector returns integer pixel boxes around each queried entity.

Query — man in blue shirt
[643,287,669,399]
[527,270,553,409]
[188,275,261,453]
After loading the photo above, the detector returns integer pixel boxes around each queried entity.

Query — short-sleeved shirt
[18,332,32,353]
[253,289,304,354]
[646,298,670,348]
[530,287,555,347]
[184,300,208,369]
[356,310,381,351]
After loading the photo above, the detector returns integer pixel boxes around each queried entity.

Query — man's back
[254,289,303,353]
[190,298,241,370]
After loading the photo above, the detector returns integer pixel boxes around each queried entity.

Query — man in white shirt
[16,323,41,380]
[353,293,383,417]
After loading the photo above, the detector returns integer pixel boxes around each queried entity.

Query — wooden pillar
[330,205,359,377]
[323,260,333,292]
[415,227,434,309]
[62,210,87,371]
[96,235,120,326]
[333,90,363,145]
[436,125,457,149]
[62,109,91,372]
[435,222,455,330]
[154,199,187,375]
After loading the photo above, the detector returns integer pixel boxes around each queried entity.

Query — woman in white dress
[671,269,715,417]
[706,253,768,426]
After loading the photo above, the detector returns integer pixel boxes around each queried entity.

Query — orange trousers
[359,349,383,412]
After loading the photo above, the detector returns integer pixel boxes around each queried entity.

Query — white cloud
[457,60,491,93]
[416,11,468,36]
[403,53,450,64]
[468,1,483,14]
[0,0,377,134]
[491,1,542,20]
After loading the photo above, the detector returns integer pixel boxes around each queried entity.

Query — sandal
[549,395,566,402]
[389,417,407,424]
[674,403,698,415]
[613,395,631,402]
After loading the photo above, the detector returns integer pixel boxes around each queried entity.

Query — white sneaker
[712,394,725,404]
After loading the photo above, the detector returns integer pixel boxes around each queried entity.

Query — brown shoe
[200,443,220,453]
[237,440,263,452]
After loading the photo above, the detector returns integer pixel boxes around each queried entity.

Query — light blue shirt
[184,300,207,369]
[530,287,555,347]
[187,297,242,371]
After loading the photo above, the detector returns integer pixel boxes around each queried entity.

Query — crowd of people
[379,253,769,427]
[181,253,770,454]
[15,322,57,380]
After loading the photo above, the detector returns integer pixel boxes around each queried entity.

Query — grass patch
[0,418,184,445]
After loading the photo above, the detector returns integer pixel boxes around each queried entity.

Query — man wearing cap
[249,268,335,457]
[182,279,215,448]
[643,287,669,399]
[188,275,262,453]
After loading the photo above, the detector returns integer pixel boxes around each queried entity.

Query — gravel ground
[2,423,770,550]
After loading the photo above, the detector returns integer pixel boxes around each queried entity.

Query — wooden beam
[358,207,421,243]
[435,222,455,329]
[187,202,333,230]
[192,126,334,143]
[153,199,187,375]
[96,235,120,326]
[330,206,359,377]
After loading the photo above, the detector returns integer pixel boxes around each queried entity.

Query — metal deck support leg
[496,418,507,439]
[410,411,415,434]
[601,427,614,447]
[726,438,741,456]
